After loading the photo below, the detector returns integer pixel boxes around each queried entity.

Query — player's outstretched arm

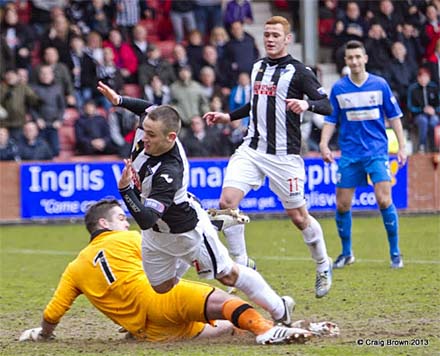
[203,102,251,126]
[97,81,120,105]
[203,111,231,126]
[97,81,153,116]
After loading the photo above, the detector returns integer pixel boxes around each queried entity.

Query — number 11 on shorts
[288,177,299,193]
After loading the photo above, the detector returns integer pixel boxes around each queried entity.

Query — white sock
[233,264,285,320]
[175,259,191,280]
[301,215,329,273]
[223,224,248,265]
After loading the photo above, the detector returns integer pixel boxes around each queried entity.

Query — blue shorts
[336,155,391,188]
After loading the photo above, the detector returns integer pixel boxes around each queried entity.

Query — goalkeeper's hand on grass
[19,327,54,342]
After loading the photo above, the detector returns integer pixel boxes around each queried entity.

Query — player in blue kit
[319,40,407,269]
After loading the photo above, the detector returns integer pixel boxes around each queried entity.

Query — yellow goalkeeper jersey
[43,230,212,341]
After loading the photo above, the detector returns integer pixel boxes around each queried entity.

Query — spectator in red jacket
[424,39,440,85]
[103,28,138,83]
[423,4,440,61]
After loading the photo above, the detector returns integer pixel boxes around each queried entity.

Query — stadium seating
[435,126,440,150]
[157,40,176,62]
[62,108,80,126]
[139,19,158,37]
[58,125,76,159]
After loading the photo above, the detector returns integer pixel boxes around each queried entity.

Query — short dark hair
[84,99,96,107]
[344,40,366,53]
[70,34,84,42]
[147,105,181,135]
[84,199,121,234]
[418,67,431,77]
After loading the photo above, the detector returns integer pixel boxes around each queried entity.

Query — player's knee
[151,280,175,294]
[377,197,392,209]
[336,201,351,212]
[217,266,239,286]
[219,197,236,209]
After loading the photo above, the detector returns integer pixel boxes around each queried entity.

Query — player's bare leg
[217,264,294,327]
[204,291,309,344]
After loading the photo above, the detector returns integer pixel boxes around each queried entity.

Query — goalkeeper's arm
[40,318,57,338]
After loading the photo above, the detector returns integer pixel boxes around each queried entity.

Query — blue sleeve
[229,87,238,111]
[325,86,339,124]
[382,80,402,120]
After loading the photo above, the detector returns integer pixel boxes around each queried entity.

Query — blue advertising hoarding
[20,157,407,219]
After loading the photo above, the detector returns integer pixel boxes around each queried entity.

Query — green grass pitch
[1,215,439,356]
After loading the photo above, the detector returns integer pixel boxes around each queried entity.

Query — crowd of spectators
[0,0,259,161]
[0,0,439,163]
[315,0,439,153]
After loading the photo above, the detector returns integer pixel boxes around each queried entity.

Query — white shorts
[223,145,306,209]
[141,199,234,286]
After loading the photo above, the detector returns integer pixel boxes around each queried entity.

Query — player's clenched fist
[286,98,309,114]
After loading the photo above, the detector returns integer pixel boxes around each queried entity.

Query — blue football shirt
[325,73,402,158]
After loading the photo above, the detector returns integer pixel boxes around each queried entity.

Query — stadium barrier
[0,154,439,222]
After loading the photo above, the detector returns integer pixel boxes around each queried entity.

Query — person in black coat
[396,22,425,65]
[74,100,118,155]
[373,0,403,41]
[407,68,440,152]
[172,43,191,78]
[186,29,204,78]
[181,115,222,157]
[66,35,98,109]
[385,41,417,105]
[0,127,20,161]
[224,21,259,82]
[131,24,149,67]
[332,1,368,48]
[0,6,35,70]
[364,23,392,77]
[30,65,65,157]
[18,121,53,161]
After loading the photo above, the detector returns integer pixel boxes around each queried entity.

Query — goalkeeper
[19,199,338,344]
